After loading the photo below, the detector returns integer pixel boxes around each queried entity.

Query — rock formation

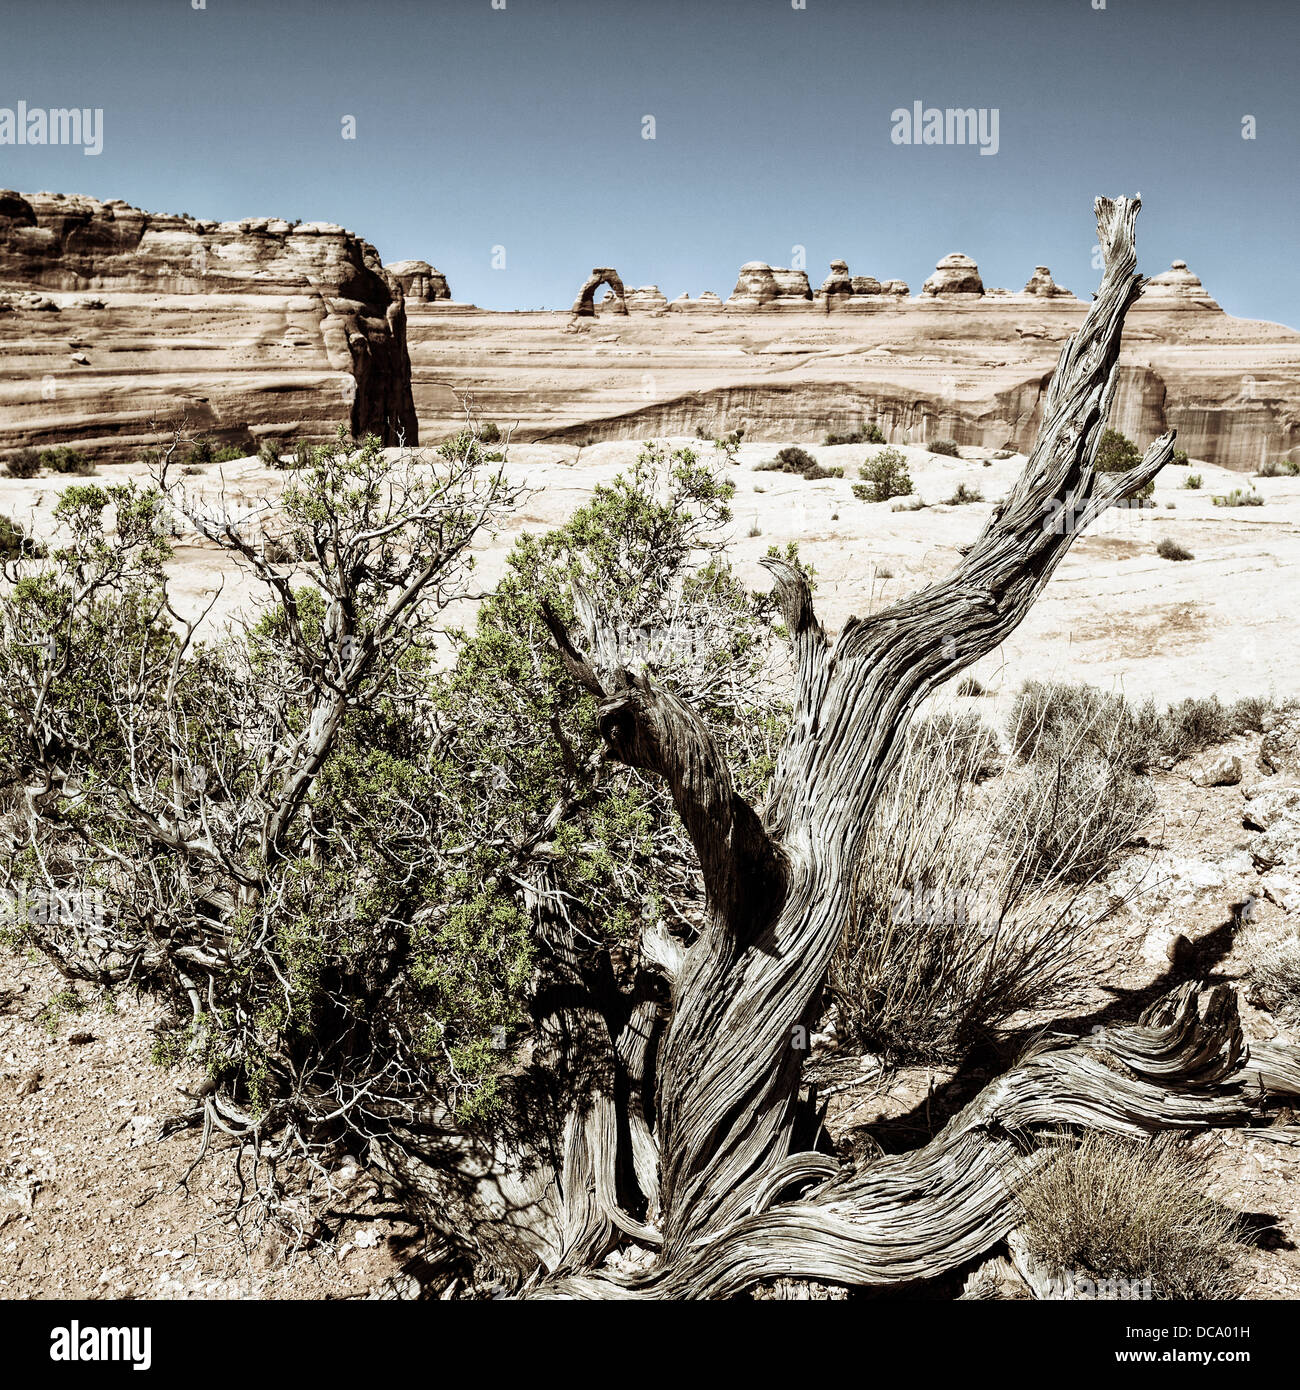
[384,259,450,302]
[851,275,883,296]
[1022,265,1073,298]
[0,191,417,457]
[626,285,669,312]
[818,260,854,298]
[571,268,627,316]
[1144,260,1221,310]
[727,262,812,307]
[922,252,984,296]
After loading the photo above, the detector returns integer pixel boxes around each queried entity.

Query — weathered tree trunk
[383,198,1300,1298]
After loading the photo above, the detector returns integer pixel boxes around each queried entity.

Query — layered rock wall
[0,191,417,458]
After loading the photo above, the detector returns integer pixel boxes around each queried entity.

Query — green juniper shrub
[5,449,42,479]
[1094,427,1153,501]
[857,446,914,503]
[929,438,960,457]
[40,447,94,475]
[824,423,886,446]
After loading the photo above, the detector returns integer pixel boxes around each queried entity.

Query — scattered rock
[1259,714,1300,777]
[1194,753,1243,787]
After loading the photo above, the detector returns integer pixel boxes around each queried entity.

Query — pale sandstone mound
[384,259,450,303]
[626,285,670,312]
[728,262,812,306]
[923,252,984,296]
[0,190,417,458]
[1145,260,1222,310]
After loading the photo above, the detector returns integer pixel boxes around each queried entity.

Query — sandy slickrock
[0,191,417,458]
[922,252,985,296]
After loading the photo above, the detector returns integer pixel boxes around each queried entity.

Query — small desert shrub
[1227,693,1272,734]
[4,450,41,479]
[1094,427,1153,501]
[824,423,885,446]
[1182,473,1202,489]
[257,440,284,468]
[1008,680,1161,772]
[478,421,502,444]
[1018,1132,1245,1301]
[1256,457,1299,478]
[858,446,914,503]
[1007,750,1155,883]
[805,463,844,480]
[956,674,985,697]
[1158,695,1235,759]
[747,518,762,538]
[1155,537,1193,561]
[1212,488,1264,507]
[946,482,983,505]
[41,447,93,475]
[911,710,1001,781]
[211,444,249,464]
[929,438,960,457]
[183,437,217,466]
[889,495,927,512]
[1171,447,1190,467]
[831,721,1094,1063]
[0,514,45,560]
[757,445,819,475]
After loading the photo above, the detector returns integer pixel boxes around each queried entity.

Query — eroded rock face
[923,253,984,296]
[1023,265,1073,298]
[384,259,450,303]
[0,191,417,456]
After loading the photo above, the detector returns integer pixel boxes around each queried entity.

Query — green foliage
[1094,427,1153,501]
[945,482,983,505]
[1171,447,1190,467]
[1256,457,1300,477]
[4,449,41,479]
[824,423,885,446]
[0,514,44,560]
[1,436,794,1145]
[928,438,960,457]
[857,446,914,503]
[40,447,94,475]
[1183,473,1202,489]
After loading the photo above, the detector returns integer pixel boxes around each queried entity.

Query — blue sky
[1,0,1296,324]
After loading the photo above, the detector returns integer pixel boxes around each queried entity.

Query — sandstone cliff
[0,191,417,458]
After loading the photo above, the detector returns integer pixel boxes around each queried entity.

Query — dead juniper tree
[388,196,1297,1298]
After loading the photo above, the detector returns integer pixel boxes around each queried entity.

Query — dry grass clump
[1242,924,1300,1022]
[1018,1131,1246,1300]
[1007,750,1155,885]
[831,717,1098,1063]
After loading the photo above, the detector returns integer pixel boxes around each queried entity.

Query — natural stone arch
[571,267,627,317]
